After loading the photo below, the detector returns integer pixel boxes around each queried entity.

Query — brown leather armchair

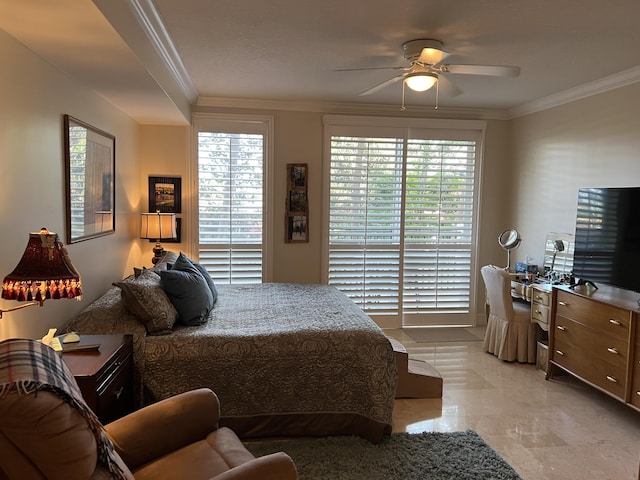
[0,359,296,480]
[105,388,297,480]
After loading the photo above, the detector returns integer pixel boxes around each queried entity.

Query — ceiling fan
[342,39,520,106]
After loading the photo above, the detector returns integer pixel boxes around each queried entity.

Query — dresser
[547,284,640,411]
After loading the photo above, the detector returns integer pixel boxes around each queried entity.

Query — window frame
[322,115,486,329]
[190,112,274,283]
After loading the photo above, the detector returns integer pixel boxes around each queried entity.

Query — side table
[62,334,134,424]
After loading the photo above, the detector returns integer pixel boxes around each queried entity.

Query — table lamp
[140,212,177,264]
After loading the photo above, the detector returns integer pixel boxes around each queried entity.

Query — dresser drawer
[556,290,630,337]
[631,336,640,409]
[531,288,550,307]
[554,316,628,370]
[553,337,627,399]
[531,303,549,327]
[95,351,133,424]
[631,355,640,409]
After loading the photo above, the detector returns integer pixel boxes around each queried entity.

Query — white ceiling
[2,0,640,124]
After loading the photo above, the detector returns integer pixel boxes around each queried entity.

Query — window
[192,114,273,284]
[323,116,484,328]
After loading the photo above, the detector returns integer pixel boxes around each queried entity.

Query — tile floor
[385,327,640,480]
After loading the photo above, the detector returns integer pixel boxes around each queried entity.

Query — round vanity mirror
[498,228,521,270]
[498,228,521,250]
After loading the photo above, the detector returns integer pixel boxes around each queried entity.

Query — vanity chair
[481,265,537,363]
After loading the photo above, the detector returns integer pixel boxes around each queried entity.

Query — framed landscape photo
[149,176,182,213]
[285,164,308,243]
[64,114,116,244]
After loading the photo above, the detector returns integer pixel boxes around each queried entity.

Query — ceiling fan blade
[443,64,521,77]
[437,75,463,97]
[335,66,407,72]
[359,74,405,96]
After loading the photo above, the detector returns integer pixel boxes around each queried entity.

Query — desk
[510,281,553,331]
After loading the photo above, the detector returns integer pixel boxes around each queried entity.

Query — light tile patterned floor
[386,327,640,480]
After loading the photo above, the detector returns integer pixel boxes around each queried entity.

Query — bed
[66,261,397,443]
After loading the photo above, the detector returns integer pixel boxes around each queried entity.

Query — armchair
[0,338,297,480]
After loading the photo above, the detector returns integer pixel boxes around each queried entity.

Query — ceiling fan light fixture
[404,72,437,92]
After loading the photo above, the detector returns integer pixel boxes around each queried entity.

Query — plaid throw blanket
[0,338,129,480]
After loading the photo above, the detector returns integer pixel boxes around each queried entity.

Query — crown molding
[509,66,640,118]
[127,0,198,102]
[196,96,512,120]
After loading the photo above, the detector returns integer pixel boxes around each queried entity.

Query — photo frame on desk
[148,176,182,213]
[285,164,308,243]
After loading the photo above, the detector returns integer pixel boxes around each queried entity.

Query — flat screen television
[572,187,640,293]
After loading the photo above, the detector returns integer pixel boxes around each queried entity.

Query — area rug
[405,327,483,343]
[246,430,522,480]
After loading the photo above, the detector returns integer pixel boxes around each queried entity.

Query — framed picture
[64,115,116,244]
[285,164,308,243]
[149,176,182,213]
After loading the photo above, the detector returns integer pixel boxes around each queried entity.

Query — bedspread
[67,282,397,442]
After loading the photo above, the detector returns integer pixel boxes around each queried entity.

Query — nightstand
[62,334,134,424]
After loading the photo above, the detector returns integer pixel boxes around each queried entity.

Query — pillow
[152,251,179,273]
[174,255,218,305]
[160,253,214,326]
[113,269,178,335]
[133,266,148,278]
[167,253,218,304]
[192,262,218,304]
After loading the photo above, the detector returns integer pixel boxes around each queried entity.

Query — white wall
[0,29,142,340]
[509,82,640,270]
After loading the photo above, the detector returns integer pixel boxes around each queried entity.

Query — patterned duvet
[67,283,397,442]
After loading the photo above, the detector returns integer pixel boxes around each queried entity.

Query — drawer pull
[114,386,124,400]
[636,391,640,397]
[605,375,618,383]
[555,350,565,356]
[608,319,622,326]
[535,309,542,315]
[606,347,619,355]
[535,295,542,301]
[558,301,568,306]
[556,325,566,331]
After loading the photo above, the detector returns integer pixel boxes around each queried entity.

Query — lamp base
[152,243,165,265]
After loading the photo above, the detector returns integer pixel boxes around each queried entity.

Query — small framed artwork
[285,163,308,243]
[149,176,182,213]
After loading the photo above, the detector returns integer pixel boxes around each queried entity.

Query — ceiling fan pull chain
[435,79,439,110]
[401,81,406,111]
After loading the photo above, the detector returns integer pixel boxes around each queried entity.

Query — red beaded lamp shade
[1,228,82,308]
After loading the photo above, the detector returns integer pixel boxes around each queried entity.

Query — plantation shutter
[324,117,482,327]
[402,137,476,322]
[195,115,272,284]
[328,136,404,315]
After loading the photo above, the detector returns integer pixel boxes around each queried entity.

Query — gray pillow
[188,259,218,305]
[160,253,213,326]
[152,251,179,273]
[113,269,178,335]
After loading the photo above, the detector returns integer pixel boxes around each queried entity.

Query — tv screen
[573,187,640,293]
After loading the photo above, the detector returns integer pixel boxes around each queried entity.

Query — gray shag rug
[246,430,522,480]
